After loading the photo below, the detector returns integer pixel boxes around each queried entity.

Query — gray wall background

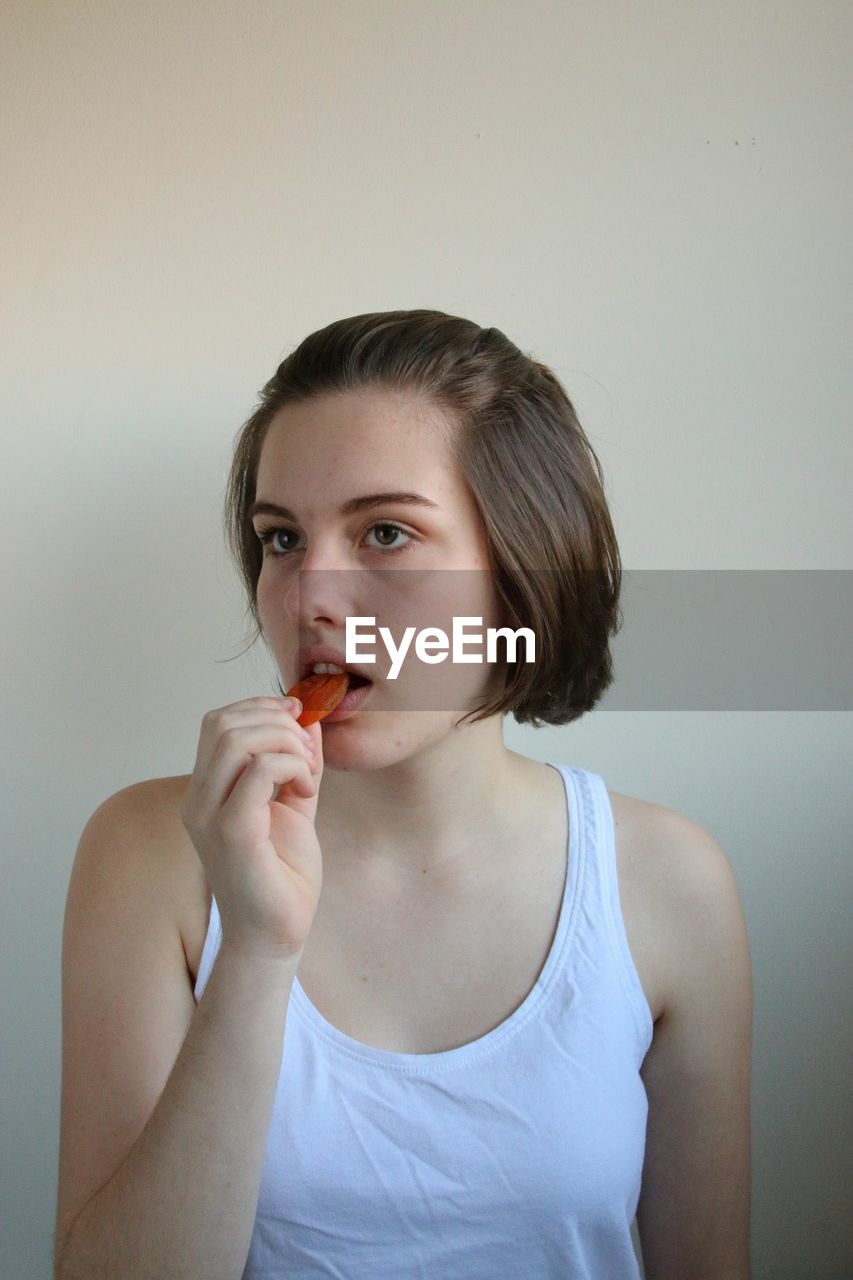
[2,2,850,1277]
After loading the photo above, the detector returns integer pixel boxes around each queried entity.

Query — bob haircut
[223,309,622,728]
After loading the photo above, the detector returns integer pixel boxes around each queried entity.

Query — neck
[314,718,542,890]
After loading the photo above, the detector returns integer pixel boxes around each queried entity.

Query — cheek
[391,655,494,721]
[255,564,290,618]
[255,573,273,622]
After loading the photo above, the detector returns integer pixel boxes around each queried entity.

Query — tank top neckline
[287,761,584,1074]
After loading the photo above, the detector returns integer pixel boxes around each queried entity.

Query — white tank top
[193,762,654,1278]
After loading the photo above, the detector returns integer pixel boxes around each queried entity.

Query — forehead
[256,389,452,486]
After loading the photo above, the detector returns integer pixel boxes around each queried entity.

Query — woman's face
[253,388,507,768]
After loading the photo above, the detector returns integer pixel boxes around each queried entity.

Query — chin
[319,733,402,772]
[319,711,453,767]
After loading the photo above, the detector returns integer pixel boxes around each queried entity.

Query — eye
[365,522,411,551]
[256,526,298,555]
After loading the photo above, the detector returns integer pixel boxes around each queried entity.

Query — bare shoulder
[106,774,208,983]
[612,789,745,905]
[606,788,749,1019]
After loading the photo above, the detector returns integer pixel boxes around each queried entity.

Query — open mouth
[299,666,374,689]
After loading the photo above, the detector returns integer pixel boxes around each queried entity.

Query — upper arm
[54,782,198,1271]
[636,811,754,1280]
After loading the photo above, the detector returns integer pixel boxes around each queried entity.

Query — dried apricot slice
[286,672,350,726]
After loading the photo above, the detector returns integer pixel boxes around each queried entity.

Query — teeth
[311,662,346,675]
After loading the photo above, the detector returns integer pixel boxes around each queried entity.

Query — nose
[284,562,366,635]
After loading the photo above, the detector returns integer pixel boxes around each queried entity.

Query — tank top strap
[193,889,222,1003]
[572,767,654,1053]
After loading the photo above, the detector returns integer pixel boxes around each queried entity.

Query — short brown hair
[223,309,622,727]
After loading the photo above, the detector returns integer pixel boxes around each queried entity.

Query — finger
[194,702,304,779]
[218,753,315,840]
[300,719,324,772]
[195,725,313,820]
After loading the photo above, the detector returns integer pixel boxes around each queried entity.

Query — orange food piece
[286,672,351,726]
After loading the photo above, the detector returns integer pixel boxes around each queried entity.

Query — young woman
[55,310,753,1279]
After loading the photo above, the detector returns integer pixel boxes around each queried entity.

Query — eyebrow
[249,491,441,522]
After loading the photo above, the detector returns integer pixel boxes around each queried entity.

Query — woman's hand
[179,696,324,961]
